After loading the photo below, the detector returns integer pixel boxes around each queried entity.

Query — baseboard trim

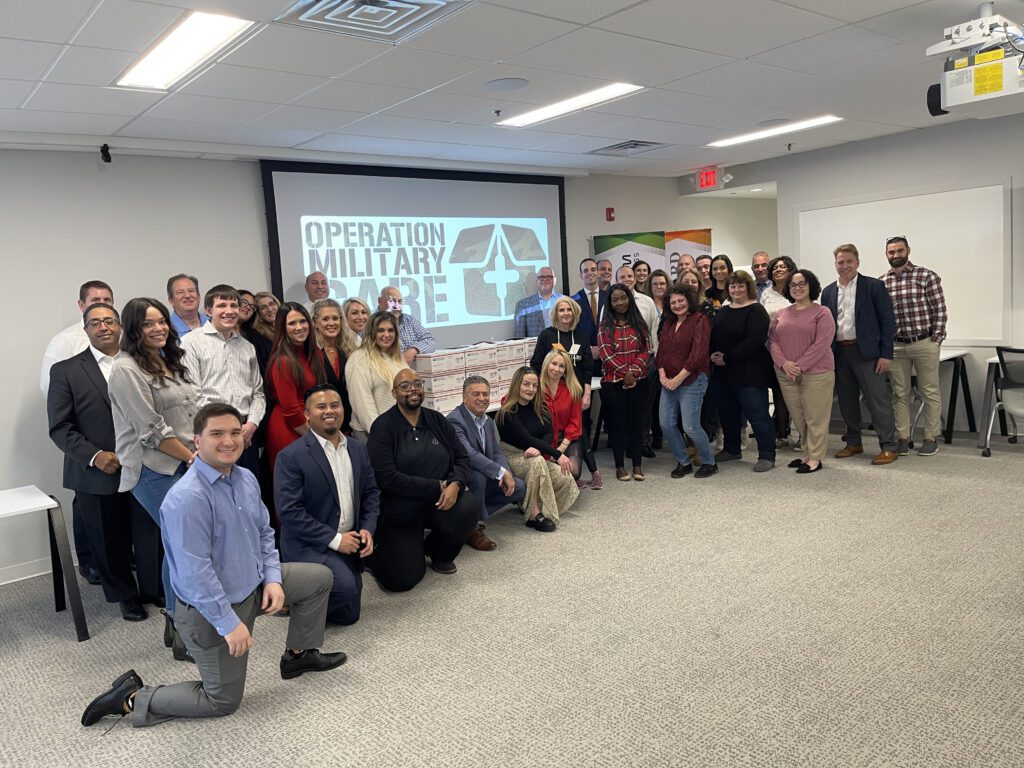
[0,558,56,586]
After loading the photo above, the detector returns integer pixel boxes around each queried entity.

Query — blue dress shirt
[170,310,209,336]
[161,457,281,635]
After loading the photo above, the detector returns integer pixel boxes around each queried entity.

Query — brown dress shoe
[466,525,496,551]
[871,450,899,465]
[834,445,864,458]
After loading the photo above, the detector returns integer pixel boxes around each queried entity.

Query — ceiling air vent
[588,140,669,157]
[275,0,475,44]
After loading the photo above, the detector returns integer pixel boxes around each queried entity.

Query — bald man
[513,267,564,337]
[304,272,329,314]
[378,286,436,366]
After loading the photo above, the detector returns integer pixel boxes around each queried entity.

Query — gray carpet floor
[1,435,1022,768]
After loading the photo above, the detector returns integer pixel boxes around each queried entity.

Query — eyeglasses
[239,300,255,310]
[789,281,808,289]
[396,380,424,392]
[85,317,119,329]
[536,274,555,280]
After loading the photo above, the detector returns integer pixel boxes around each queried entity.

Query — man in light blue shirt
[81,403,347,729]
[166,273,209,336]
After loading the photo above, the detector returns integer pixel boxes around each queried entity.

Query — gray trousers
[132,562,332,727]
[835,343,897,452]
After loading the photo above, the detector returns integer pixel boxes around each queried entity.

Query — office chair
[981,346,1024,457]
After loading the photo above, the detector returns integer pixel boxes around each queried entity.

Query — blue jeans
[716,383,776,462]
[131,464,186,614]
[660,373,715,466]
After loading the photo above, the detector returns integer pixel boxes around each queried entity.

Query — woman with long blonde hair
[538,349,586,482]
[496,366,579,530]
[340,297,370,356]
[344,310,406,440]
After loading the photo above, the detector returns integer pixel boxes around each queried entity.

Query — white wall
[563,174,778,293]
[0,150,270,583]
[722,112,1024,427]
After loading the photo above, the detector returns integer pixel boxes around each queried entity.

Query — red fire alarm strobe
[605,207,615,222]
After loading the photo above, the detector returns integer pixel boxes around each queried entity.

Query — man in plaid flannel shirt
[881,236,947,457]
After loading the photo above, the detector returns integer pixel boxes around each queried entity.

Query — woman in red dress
[538,348,585,484]
[265,302,326,472]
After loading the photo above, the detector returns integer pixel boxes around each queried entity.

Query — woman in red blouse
[598,284,651,481]
[538,349,585,484]
[266,302,326,472]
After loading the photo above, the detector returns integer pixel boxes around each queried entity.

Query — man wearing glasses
[881,236,948,457]
[47,303,151,621]
[365,369,478,591]
[166,273,208,335]
[513,266,564,337]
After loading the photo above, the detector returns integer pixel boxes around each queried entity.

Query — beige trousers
[890,339,941,441]
[777,370,835,462]
[500,442,579,524]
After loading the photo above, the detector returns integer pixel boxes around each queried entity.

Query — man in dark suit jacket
[47,303,150,621]
[821,243,899,464]
[572,257,608,374]
[447,376,526,551]
[275,384,380,626]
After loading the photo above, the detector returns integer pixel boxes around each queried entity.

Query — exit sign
[695,166,723,191]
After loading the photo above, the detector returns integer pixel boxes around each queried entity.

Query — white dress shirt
[836,275,859,341]
[40,322,89,397]
[87,345,122,467]
[312,431,357,552]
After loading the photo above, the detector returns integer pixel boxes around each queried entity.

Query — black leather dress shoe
[172,628,196,664]
[642,446,656,459]
[280,649,347,680]
[161,610,174,648]
[787,458,804,469]
[429,558,458,574]
[525,514,556,532]
[119,598,148,622]
[81,669,142,726]
[78,566,101,586]
[671,462,693,478]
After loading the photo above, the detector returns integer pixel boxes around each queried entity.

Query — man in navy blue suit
[821,243,899,465]
[572,258,606,459]
[275,384,381,625]
[447,376,526,551]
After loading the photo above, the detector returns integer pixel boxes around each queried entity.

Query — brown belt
[838,339,858,346]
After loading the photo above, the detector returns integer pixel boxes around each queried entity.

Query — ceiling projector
[926,2,1024,118]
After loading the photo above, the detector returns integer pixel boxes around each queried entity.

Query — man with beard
[880,236,947,457]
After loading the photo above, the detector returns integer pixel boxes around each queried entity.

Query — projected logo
[449,224,547,318]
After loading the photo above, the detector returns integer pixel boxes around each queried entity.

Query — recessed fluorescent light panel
[497,83,644,128]
[117,12,254,90]
[708,115,843,148]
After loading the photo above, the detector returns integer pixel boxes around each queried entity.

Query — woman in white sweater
[344,310,406,440]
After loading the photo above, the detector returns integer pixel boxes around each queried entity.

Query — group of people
[45,235,946,729]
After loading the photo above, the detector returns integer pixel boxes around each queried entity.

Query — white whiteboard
[796,184,1010,346]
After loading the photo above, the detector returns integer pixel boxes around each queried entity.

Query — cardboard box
[422,391,462,415]
[496,360,524,382]
[462,344,497,368]
[419,370,465,395]
[494,339,526,363]
[412,349,465,374]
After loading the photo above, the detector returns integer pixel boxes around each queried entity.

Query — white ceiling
[0,0,1016,176]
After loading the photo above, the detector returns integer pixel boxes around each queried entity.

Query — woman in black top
[496,367,578,531]
[705,254,734,309]
[710,271,776,472]
[529,296,600,486]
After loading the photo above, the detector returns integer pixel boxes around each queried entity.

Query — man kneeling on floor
[82,403,346,728]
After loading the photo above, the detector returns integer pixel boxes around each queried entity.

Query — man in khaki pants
[881,237,948,457]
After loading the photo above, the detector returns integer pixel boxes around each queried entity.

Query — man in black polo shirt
[366,369,478,591]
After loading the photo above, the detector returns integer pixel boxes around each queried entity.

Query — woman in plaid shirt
[598,284,651,482]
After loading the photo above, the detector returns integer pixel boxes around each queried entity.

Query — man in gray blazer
[447,376,526,551]
[47,303,151,621]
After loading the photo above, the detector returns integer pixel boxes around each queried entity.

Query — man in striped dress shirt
[881,236,948,457]
[181,284,266,476]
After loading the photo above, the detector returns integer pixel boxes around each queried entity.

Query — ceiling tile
[382,91,538,123]
[404,4,579,60]
[662,61,842,107]
[247,105,367,133]
[72,0,184,53]
[611,91,792,129]
[293,79,422,113]
[0,38,62,80]
[0,79,35,109]
[117,116,324,147]
[532,134,625,153]
[2,1,96,44]
[46,46,136,87]
[343,47,490,91]
[441,64,614,106]
[0,108,131,135]
[777,0,927,24]
[676,4,843,57]
[588,117,721,146]
[144,93,274,123]
[219,23,391,78]
[595,0,777,41]
[431,144,533,163]
[150,0,292,21]
[810,42,931,83]
[753,25,902,72]
[296,133,459,157]
[181,63,327,104]
[483,0,642,24]
[336,114,446,142]
[413,122,566,150]
[23,82,165,115]
[856,0,976,43]
[507,28,729,86]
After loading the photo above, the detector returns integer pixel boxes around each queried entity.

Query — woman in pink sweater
[768,269,836,473]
